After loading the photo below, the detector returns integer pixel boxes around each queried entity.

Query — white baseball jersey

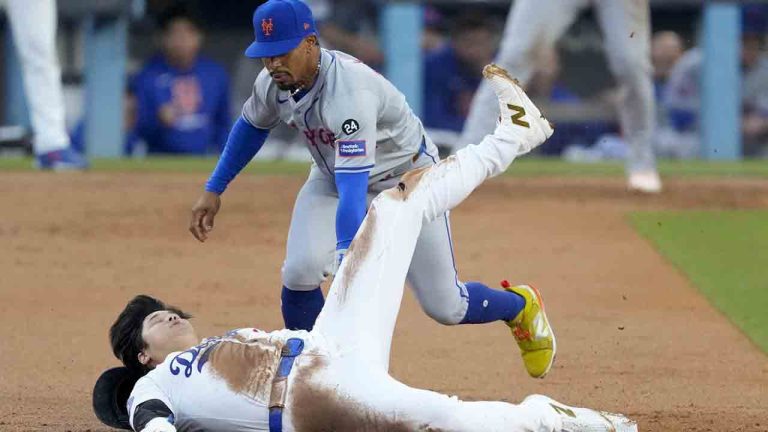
[242,49,435,187]
[127,328,318,431]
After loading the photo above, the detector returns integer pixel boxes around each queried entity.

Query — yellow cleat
[502,281,556,378]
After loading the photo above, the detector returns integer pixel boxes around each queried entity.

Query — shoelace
[512,325,532,342]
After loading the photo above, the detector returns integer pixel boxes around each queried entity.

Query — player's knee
[421,302,465,326]
[281,256,327,291]
[610,55,651,85]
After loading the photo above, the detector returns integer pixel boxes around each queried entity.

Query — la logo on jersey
[261,18,274,36]
[341,119,360,135]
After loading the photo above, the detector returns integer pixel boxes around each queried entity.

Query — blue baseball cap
[245,0,317,58]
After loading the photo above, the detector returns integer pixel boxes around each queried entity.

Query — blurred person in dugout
[2,0,88,170]
[528,46,617,158]
[421,5,448,56]
[660,5,768,159]
[651,31,684,100]
[422,13,497,134]
[132,3,230,156]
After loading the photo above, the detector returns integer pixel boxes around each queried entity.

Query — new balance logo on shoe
[508,104,530,128]
[549,403,577,418]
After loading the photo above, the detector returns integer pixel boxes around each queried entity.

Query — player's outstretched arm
[189,116,269,242]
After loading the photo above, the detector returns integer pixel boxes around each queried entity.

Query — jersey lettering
[303,128,336,148]
[169,337,223,378]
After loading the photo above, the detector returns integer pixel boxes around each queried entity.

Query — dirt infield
[1,171,767,431]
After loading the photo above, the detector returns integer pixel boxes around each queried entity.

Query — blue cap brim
[244,36,304,58]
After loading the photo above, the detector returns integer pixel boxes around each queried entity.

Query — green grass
[0,156,311,175]
[506,159,768,177]
[2,156,767,177]
[631,210,768,353]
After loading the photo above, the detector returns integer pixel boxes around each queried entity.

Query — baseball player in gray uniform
[104,66,637,431]
[459,0,661,193]
[189,0,553,379]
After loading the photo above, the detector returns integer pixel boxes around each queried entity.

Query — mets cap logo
[261,18,274,36]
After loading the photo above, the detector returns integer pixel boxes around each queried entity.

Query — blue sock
[460,281,526,324]
[281,286,324,331]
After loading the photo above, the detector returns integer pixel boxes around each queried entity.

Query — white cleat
[482,63,554,155]
[627,170,662,194]
[524,395,639,432]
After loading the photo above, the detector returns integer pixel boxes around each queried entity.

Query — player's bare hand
[158,104,177,127]
[139,417,177,432]
[189,191,221,242]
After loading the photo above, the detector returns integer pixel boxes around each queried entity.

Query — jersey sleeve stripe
[335,164,374,173]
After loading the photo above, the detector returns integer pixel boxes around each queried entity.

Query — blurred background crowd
[1,0,767,162]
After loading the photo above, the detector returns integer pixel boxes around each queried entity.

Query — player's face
[139,310,198,368]
[262,37,318,91]
[454,28,495,70]
[162,19,202,68]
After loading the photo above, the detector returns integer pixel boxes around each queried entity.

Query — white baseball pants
[459,0,656,173]
[6,0,71,154]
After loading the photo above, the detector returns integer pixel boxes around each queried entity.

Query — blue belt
[268,338,304,432]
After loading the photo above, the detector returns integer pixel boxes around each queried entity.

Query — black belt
[268,338,304,432]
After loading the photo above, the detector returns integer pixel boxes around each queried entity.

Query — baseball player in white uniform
[3,0,88,169]
[111,65,637,431]
[459,0,661,193]
[189,0,552,379]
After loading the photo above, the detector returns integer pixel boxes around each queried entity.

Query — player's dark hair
[453,13,491,35]
[109,295,191,375]
[157,2,203,33]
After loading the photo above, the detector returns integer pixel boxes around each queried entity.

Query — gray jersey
[242,49,435,186]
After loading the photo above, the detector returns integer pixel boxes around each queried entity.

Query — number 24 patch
[342,119,360,135]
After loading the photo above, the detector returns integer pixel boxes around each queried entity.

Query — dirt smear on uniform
[337,204,378,304]
[207,339,282,402]
[0,172,766,431]
[289,356,437,432]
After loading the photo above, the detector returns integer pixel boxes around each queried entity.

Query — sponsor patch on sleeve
[337,140,367,157]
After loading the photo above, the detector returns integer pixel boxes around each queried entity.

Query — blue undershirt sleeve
[334,171,369,250]
[205,116,270,194]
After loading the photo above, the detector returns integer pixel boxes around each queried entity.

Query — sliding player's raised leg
[312,64,554,370]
